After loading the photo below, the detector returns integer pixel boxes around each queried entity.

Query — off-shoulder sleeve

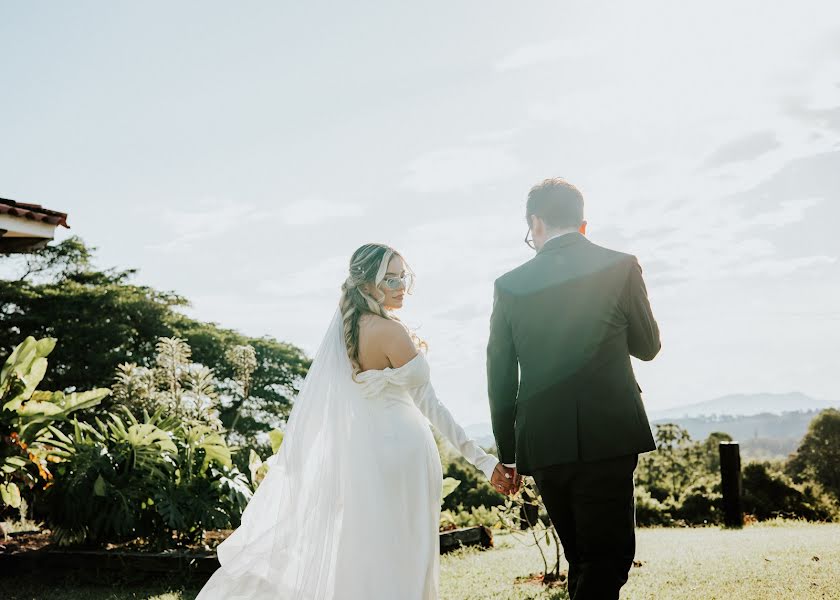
[354,353,429,398]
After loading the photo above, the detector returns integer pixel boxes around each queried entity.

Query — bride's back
[356,313,415,373]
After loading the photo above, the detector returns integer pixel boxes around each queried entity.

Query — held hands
[490,463,521,496]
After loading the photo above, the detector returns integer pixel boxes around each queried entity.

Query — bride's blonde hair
[340,243,424,376]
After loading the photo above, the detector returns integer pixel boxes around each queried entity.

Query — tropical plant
[225,344,258,437]
[441,476,461,504]
[111,337,222,431]
[41,408,176,544]
[1,336,110,509]
[1,497,40,534]
[43,406,252,547]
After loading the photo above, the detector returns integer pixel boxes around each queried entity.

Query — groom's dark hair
[526,178,584,228]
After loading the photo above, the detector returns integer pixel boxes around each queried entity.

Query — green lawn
[5,522,840,599]
[442,521,840,600]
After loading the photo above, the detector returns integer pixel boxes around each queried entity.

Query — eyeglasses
[524,225,536,250]
[381,273,414,290]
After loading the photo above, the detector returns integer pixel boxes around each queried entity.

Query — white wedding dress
[196,308,498,600]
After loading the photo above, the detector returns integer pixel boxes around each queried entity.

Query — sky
[2,1,839,427]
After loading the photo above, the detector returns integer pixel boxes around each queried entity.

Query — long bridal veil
[196,307,378,600]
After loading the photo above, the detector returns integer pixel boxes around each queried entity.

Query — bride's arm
[409,378,499,481]
[380,322,499,480]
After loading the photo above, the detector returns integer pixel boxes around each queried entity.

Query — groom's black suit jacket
[487,232,660,475]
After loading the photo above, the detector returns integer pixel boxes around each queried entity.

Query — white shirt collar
[544,226,580,245]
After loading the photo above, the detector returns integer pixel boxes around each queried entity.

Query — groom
[487,178,660,600]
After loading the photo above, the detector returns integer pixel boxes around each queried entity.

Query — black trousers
[531,454,638,600]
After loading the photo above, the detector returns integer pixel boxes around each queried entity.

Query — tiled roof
[0,197,70,228]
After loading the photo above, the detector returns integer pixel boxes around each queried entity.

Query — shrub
[1,336,110,511]
[743,461,836,522]
[634,487,674,526]
[441,455,504,512]
[440,504,504,531]
[43,407,251,547]
[673,478,722,525]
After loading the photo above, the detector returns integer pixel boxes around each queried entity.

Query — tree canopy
[0,236,310,440]
[787,408,840,501]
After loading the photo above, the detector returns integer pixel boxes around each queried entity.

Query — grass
[441,521,840,600]
[4,522,840,599]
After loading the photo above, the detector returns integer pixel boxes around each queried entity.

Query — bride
[196,243,518,600]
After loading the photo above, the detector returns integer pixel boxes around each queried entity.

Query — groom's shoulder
[585,241,642,281]
[494,241,638,293]
[588,239,637,264]
[494,257,539,293]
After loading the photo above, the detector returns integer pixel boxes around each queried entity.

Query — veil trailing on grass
[196,307,378,599]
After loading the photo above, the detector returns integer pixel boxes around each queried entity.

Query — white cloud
[734,255,837,277]
[147,200,256,252]
[402,145,523,193]
[271,199,365,226]
[702,132,781,169]
[146,198,365,252]
[745,198,823,229]
[495,38,594,71]
[257,255,348,298]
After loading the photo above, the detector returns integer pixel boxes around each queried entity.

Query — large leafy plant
[43,405,252,547]
[1,336,110,509]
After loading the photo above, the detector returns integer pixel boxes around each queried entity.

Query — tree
[6,235,94,283]
[0,237,310,442]
[0,245,189,393]
[787,409,840,501]
[743,461,835,522]
[636,423,708,501]
[703,431,734,473]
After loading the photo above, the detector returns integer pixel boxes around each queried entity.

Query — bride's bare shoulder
[360,314,409,340]
[359,315,416,366]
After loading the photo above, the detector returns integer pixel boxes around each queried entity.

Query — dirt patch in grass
[1,528,235,554]
[514,570,568,589]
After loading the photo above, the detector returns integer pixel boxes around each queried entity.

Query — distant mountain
[463,423,492,438]
[464,392,836,438]
[464,423,496,448]
[652,410,823,459]
[463,423,496,449]
[464,393,839,460]
[649,392,837,420]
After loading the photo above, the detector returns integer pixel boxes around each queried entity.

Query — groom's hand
[490,463,519,495]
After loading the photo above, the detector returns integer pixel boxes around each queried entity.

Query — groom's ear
[579,221,588,235]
